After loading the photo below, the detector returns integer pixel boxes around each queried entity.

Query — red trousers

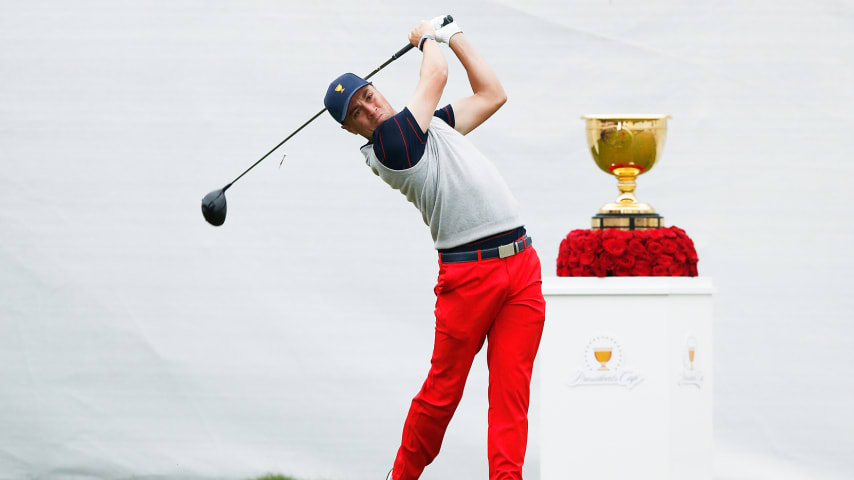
[392,246,546,480]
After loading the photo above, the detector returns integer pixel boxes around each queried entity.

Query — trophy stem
[598,166,656,214]
[593,166,663,229]
[614,167,640,205]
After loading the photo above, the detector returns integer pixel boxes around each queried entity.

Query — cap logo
[335,84,345,93]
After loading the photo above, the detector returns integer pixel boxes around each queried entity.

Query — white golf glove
[430,15,462,44]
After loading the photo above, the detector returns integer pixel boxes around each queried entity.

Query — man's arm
[406,21,448,133]
[447,32,507,135]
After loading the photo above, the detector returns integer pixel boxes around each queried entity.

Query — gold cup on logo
[593,348,613,371]
[686,337,698,370]
[582,114,671,230]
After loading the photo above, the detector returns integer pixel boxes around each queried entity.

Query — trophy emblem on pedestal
[582,114,671,230]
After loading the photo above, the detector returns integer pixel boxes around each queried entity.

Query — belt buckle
[498,242,517,259]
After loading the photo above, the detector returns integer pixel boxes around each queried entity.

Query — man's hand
[409,20,437,48]
[430,15,463,44]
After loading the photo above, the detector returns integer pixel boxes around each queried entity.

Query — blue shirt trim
[371,105,455,171]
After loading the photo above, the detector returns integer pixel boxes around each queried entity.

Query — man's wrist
[446,30,463,47]
[418,34,436,50]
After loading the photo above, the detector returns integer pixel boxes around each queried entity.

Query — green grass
[250,475,297,480]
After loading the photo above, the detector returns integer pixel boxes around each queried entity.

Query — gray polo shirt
[361,113,522,250]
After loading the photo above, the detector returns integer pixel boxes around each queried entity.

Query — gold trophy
[593,348,612,371]
[582,114,671,230]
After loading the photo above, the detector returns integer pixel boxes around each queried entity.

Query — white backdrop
[1,1,852,479]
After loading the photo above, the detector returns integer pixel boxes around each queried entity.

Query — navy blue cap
[324,73,371,124]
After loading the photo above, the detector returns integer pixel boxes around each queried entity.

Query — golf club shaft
[221,15,453,191]
[223,108,325,191]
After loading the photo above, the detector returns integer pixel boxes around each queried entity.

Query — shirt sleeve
[370,105,456,171]
[433,104,455,128]
[371,107,428,171]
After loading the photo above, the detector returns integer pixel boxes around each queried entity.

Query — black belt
[439,236,532,263]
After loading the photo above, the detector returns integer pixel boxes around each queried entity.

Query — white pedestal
[539,277,714,480]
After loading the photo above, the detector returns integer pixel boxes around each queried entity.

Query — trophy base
[592,213,664,230]
[598,200,657,215]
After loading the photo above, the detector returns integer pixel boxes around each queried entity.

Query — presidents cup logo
[568,335,643,389]
[678,335,704,388]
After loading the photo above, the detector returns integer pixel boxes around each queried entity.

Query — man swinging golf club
[324,17,546,480]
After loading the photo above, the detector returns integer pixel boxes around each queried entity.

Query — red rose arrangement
[557,226,699,277]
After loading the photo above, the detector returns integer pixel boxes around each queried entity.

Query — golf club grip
[391,15,454,59]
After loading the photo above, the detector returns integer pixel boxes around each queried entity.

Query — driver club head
[201,188,227,226]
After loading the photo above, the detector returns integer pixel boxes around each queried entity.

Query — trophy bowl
[582,114,670,229]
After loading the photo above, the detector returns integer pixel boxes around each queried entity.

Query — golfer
[324,17,546,480]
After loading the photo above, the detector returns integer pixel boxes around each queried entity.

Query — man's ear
[341,123,357,135]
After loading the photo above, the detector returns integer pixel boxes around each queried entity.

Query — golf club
[202,15,453,226]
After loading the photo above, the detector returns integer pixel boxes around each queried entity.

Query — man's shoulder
[373,108,419,138]
[364,105,458,171]
[370,108,428,170]
[433,104,455,128]
[372,104,454,137]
